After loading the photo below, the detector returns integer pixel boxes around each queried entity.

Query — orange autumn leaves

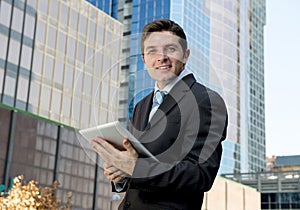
[0,175,72,209]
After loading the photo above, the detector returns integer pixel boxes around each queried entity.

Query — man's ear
[183,49,190,64]
[142,54,145,63]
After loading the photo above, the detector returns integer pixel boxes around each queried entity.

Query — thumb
[123,138,137,156]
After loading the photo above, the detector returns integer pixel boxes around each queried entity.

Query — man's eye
[167,47,176,52]
[146,49,156,54]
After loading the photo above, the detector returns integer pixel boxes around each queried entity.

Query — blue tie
[154,90,166,106]
[149,90,167,121]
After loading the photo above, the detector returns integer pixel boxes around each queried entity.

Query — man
[91,19,228,210]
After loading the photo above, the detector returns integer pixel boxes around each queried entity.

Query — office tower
[0,0,122,209]
[92,0,266,174]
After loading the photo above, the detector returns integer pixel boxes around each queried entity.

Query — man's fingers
[104,168,126,182]
[123,139,138,157]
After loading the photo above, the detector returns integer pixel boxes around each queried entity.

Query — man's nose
[156,50,168,61]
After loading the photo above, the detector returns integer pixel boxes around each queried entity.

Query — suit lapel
[149,74,196,126]
[138,92,154,130]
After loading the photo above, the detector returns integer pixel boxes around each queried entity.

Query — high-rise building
[0,0,122,209]
[92,0,266,174]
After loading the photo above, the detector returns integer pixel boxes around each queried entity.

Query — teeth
[159,66,170,69]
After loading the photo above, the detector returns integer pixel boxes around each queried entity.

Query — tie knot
[154,90,167,105]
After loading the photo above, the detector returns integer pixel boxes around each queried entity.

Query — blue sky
[265,0,300,156]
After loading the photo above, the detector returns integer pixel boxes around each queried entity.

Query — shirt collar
[154,69,193,94]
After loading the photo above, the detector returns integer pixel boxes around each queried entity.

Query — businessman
[91,19,228,210]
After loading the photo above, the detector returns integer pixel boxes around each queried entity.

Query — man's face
[142,31,190,89]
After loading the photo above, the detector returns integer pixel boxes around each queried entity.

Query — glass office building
[97,0,266,174]
[0,0,122,209]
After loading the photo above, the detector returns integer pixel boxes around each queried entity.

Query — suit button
[124,201,131,208]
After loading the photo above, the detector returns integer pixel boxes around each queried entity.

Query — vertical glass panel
[77,42,85,62]
[20,44,32,69]
[38,0,49,14]
[54,60,64,86]
[101,82,109,104]
[12,7,24,33]
[73,70,82,96]
[29,80,40,111]
[81,100,90,127]
[96,26,104,46]
[0,34,8,59]
[16,75,29,104]
[8,39,21,65]
[32,50,43,75]
[36,20,46,43]
[83,73,92,95]
[79,14,87,36]
[67,36,76,59]
[24,13,35,39]
[0,1,12,27]
[64,65,74,90]
[57,31,67,53]
[72,97,81,125]
[86,46,94,66]
[47,26,57,49]
[49,0,59,19]
[88,21,96,44]
[4,73,16,105]
[61,94,71,120]
[0,68,4,95]
[40,84,51,112]
[94,51,103,78]
[69,9,78,31]
[44,56,54,80]
[51,90,61,116]
[111,64,119,82]
[60,3,69,25]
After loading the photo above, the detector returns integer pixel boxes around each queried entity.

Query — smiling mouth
[156,65,172,70]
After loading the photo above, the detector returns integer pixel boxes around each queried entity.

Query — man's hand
[91,138,138,176]
[103,163,127,183]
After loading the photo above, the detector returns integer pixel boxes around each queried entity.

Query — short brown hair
[141,19,188,54]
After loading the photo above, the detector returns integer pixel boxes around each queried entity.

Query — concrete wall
[201,177,261,210]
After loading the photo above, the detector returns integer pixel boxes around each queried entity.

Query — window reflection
[21,45,32,69]
[59,3,69,25]
[24,13,35,38]
[12,7,24,33]
[29,80,41,110]
[0,34,8,59]
[0,1,12,27]
[16,76,29,103]
[8,39,21,65]
[47,26,57,49]
[36,21,46,43]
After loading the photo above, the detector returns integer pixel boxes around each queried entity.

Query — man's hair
[141,19,188,54]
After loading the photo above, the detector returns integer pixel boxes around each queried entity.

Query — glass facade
[262,192,300,210]
[223,170,300,210]
[247,0,266,172]
[97,0,266,174]
[0,0,123,130]
[0,107,114,209]
[1,0,123,209]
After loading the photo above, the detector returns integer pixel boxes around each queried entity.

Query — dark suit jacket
[116,74,228,210]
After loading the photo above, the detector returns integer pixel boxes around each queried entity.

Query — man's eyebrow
[145,44,179,50]
[165,44,179,48]
[145,46,156,50]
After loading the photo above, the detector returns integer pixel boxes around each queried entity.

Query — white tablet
[79,121,158,161]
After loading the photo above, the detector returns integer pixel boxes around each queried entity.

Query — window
[8,39,21,65]
[24,13,35,38]
[20,45,32,69]
[12,7,24,33]
[0,1,12,27]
